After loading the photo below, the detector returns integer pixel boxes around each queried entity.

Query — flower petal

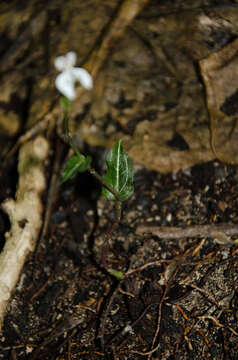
[55,71,76,100]
[65,51,77,68]
[54,55,67,71]
[72,67,93,90]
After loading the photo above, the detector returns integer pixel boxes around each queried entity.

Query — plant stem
[115,200,122,223]
[63,110,120,201]
[87,167,119,201]
[63,111,81,158]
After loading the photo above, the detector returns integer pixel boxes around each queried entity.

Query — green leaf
[60,96,72,110]
[102,140,134,201]
[61,155,92,183]
[108,268,125,280]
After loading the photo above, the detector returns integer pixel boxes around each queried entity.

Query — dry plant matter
[0,136,49,330]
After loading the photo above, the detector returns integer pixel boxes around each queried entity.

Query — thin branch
[190,284,220,308]
[33,137,63,278]
[131,268,178,358]
[100,283,121,352]
[136,223,238,240]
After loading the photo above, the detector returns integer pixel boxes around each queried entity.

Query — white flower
[54,51,93,100]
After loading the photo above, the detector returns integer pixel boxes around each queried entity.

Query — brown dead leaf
[199,37,238,163]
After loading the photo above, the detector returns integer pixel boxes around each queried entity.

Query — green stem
[88,167,120,202]
[63,110,120,201]
[63,110,81,157]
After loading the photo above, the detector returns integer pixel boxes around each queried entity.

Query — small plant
[55,52,134,274]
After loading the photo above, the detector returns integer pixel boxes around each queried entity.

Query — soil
[1,1,238,360]
[1,158,238,359]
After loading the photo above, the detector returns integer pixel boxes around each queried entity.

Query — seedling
[55,52,134,274]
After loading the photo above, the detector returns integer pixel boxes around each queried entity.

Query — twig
[107,302,160,347]
[28,279,50,303]
[28,315,84,360]
[84,0,151,78]
[197,315,238,336]
[136,223,238,239]
[125,260,170,277]
[0,0,63,72]
[147,268,178,360]
[190,284,220,308]
[131,268,178,358]
[100,283,121,352]
[3,105,59,164]
[33,136,63,276]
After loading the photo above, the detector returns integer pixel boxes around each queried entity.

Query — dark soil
[1,155,238,359]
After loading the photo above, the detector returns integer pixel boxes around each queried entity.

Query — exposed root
[0,136,49,330]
